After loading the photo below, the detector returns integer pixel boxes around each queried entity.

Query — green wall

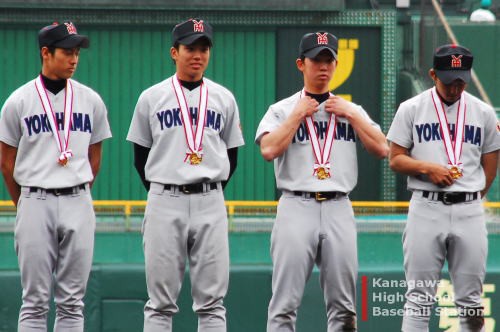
[0,9,398,202]
[418,22,500,107]
[2,232,500,331]
[0,25,276,201]
[405,20,500,202]
[276,26,384,201]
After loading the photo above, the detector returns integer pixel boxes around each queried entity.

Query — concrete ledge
[1,265,500,331]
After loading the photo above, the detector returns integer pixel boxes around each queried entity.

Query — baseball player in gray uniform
[0,21,112,331]
[255,32,388,332]
[387,44,499,332]
[127,18,244,332]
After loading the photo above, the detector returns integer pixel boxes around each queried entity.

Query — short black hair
[40,45,56,64]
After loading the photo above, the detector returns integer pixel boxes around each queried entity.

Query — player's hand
[426,163,454,187]
[294,96,319,118]
[324,96,355,118]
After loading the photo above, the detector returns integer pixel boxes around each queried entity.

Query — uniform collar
[40,73,67,95]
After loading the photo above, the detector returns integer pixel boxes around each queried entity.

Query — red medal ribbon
[35,75,74,166]
[430,87,466,177]
[172,76,208,165]
[300,89,336,179]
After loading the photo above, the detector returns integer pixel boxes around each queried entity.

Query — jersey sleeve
[126,91,154,148]
[387,103,414,148]
[0,95,22,148]
[355,105,382,130]
[254,105,283,145]
[221,95,245,149]
[481,107,500,154]
[90,93,112,144]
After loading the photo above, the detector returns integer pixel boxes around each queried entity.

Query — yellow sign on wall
[329,38,359,102]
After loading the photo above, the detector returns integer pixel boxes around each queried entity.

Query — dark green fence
[0,24,277,201]
[2,231,500,331]
[0,8,398,201]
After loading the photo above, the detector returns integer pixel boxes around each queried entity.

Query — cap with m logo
[299,32,338,59]
[172,18,213,47]
[38,21,89,49]
[433,44,473,84]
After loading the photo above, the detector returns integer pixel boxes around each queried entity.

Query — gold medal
[450,166,462,179]
[35,76,74,169]
[316,167,330,180]
[173,76,208,167]
[58,157,68,167]
[431,88,466,183]
[189,153,202,165]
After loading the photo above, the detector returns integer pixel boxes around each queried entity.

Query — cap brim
[435,69,471,84]
[177,34,212,46]
[53,35,90,49]
[303,46,337,59]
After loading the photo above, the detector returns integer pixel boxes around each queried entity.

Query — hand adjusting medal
[431,87,465,181]
[449,165,463,179]
[301,90,336,180]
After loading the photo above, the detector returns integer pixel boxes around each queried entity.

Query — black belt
[422,191,478,205]
[29,184,86,196]
[293,191,346,201]
[165,183,218,194]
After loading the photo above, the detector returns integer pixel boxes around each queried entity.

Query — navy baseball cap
[172,18,213,47]
[38,21,89,49]
[433,44,473,84]
[299,32,338,59]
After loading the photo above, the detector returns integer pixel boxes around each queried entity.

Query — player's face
[435,78,467,104]
[429,69,467,104]
[297,51,337,93]
[171,40,210,82]
[42,47,80,80]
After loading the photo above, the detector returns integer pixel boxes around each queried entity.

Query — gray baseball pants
[15,185,95,332]
[143,182,229,332]
[402,191,487,332]
[267,192,358,332]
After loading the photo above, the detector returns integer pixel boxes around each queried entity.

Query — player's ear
[296,58,305,72]
[170,46,178,61]
[429,68,436,81]
[40,47,49,58]
[40,46,51,64]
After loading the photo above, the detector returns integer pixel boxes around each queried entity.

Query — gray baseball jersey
[388,88,499,331]
[0,76,111,331]
[127,75,244,332]
[127,75,244,183]
[0,78,112,188]
[256,90,383,331]
[255,91,381,193]
[387,89,500,192]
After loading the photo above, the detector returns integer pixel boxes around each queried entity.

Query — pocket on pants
[149,182,166,195]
